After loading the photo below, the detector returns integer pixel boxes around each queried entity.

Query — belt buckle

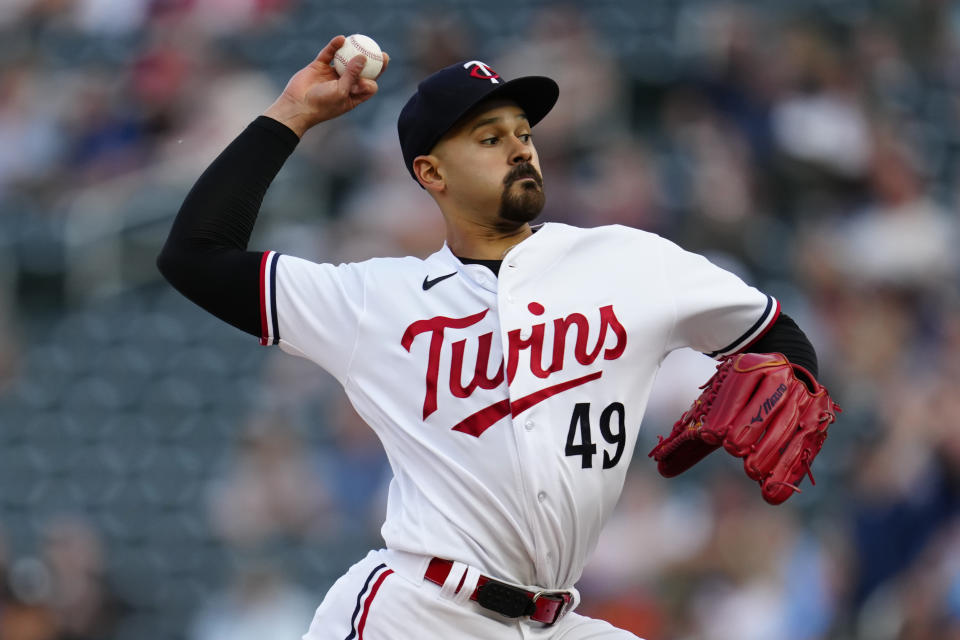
[531,589,572,625]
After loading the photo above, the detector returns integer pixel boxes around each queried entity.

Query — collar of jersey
[434,223,550,293]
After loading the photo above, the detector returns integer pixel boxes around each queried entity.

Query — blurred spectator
[61,71,149,185]
[578,471,710,638]
[71,0,151,35]
[668,476,834,640]
[314,395,391,537]
[771,79,872,180]
[334,146,447,259]
[0,0,34,28]
[0,61,64,199]
[570,138,665,231]
[146,0,290,35]
[674,3,778,161]
[582,472,711,589]
[128,41,192,141]
[182,0,292,36]
[0,516,127,640]
[39,515,127,640]
[189,563,314,640]
[206,415,333,548]
[406,11,476,75]
[833,132,959,290]
[151,48,279,180]
[493,4,628,162]
[0,575,57,640]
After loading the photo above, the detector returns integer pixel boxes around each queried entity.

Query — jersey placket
[457,259,544,576]
[496,242,558,586]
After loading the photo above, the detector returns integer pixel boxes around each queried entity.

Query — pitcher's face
[432,100,545,228]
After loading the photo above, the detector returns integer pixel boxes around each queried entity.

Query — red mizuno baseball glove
[648,352,841,505]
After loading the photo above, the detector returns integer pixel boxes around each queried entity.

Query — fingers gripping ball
[332,34,384,80]
[648,352,841,505]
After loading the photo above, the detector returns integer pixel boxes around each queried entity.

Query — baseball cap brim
[427,76,559,152]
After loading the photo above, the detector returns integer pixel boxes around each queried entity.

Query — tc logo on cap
[463,61,500,84]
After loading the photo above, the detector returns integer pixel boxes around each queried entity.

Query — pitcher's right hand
[263,35,390,137]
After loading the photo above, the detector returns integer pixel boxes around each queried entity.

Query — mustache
[504,163,543,187]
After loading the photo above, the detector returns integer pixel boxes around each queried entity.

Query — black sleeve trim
[746,312,819,379]
[156,116,299,339]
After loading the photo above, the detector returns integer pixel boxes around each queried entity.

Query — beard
[497,163,545,225]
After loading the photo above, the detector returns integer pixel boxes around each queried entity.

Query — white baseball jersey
[257,222,779,591]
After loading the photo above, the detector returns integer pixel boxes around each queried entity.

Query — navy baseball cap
[398,60,559,182]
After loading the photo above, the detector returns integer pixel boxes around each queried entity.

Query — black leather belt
[424,557,573,625]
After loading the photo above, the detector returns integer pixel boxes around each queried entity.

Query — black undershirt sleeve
[156,116,300,338]
[747,312,819,378]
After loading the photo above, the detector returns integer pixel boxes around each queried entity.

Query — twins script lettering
[401,302,627,436]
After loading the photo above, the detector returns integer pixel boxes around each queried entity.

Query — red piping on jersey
[357,568,393,639]
[258,252,271,346]
[452,371,603,437]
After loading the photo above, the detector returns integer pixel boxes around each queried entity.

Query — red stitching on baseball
[348,35,383,61]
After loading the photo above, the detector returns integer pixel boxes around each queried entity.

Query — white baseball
[332,34,384,80]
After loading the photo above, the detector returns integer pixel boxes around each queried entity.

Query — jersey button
[537,491,547,503]
[524,419,535,431]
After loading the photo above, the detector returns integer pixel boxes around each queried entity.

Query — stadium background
[0,0,959,638]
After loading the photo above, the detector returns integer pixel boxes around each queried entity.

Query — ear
[413,155,444,193]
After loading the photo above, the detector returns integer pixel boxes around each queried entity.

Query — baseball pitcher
[158,35,839,639]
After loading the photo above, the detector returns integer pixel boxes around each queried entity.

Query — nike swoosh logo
[422,272,457,290]
[452,371,603,437]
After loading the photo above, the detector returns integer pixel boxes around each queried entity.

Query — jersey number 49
[565,402,626,469]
